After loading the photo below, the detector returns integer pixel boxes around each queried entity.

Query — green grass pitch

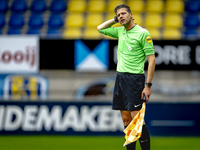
[0,136,199,150]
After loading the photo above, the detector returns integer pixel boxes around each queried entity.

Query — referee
[97,4,156,150]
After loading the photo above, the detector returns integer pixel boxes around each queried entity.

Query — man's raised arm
[97,19,116,31]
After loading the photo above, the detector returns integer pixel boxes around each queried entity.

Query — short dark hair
[114,4,131,15]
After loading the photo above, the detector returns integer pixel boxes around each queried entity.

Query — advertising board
[40,39,200,70]
[0,74,48,100]
[0,36,39,73]
[0,101,200,136]
[0,101,123,135]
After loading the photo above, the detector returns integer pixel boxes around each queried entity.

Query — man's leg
[124,125,136,150]
[121,110,139,150]
[130,111,150,150]
[139,125,150,150]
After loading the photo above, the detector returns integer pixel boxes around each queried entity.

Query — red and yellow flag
[123,103,146,147]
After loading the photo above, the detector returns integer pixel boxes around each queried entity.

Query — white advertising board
[0,36,39,73]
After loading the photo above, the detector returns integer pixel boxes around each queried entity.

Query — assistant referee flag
[123,103,146,147]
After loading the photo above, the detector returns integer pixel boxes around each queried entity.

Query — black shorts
[112,72,145,111]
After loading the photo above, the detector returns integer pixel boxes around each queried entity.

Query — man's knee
[122,118,132,126]
[121,113,132,126]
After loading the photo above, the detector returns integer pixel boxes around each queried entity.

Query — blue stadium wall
[0,101,200,136]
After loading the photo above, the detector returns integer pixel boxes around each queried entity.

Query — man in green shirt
[97,4,156,150]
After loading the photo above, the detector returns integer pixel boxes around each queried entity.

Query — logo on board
[74,40,109,72]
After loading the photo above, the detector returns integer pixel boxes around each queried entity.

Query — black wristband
[145,83,152,88]
[114,16,118,23]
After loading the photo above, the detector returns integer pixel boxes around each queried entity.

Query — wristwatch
[145,83,152,88]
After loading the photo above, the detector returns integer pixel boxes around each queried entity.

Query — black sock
[124,126,136,150]
[139,125,150,150]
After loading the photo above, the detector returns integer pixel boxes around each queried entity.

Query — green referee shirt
[99,24,155,74]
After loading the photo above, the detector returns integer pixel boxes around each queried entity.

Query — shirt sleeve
[140,30,155,56]
[98,27,118,38]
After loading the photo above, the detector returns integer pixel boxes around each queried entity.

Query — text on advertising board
[114,45,198,65]
[0,46,36,67]
[0,36,38,73]
[0,105,123,132]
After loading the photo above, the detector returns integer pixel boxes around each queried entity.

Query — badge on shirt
[128,46,132,51]
[146,35,152,43]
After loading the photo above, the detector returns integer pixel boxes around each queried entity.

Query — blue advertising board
[0,101,200,136]
[0,101,123,135]
[145,102,200,136]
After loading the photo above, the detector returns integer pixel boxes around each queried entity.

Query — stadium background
[0,0,200,150]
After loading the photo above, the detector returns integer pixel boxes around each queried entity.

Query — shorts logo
[146,35,152,43]
[134,104,141,108]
